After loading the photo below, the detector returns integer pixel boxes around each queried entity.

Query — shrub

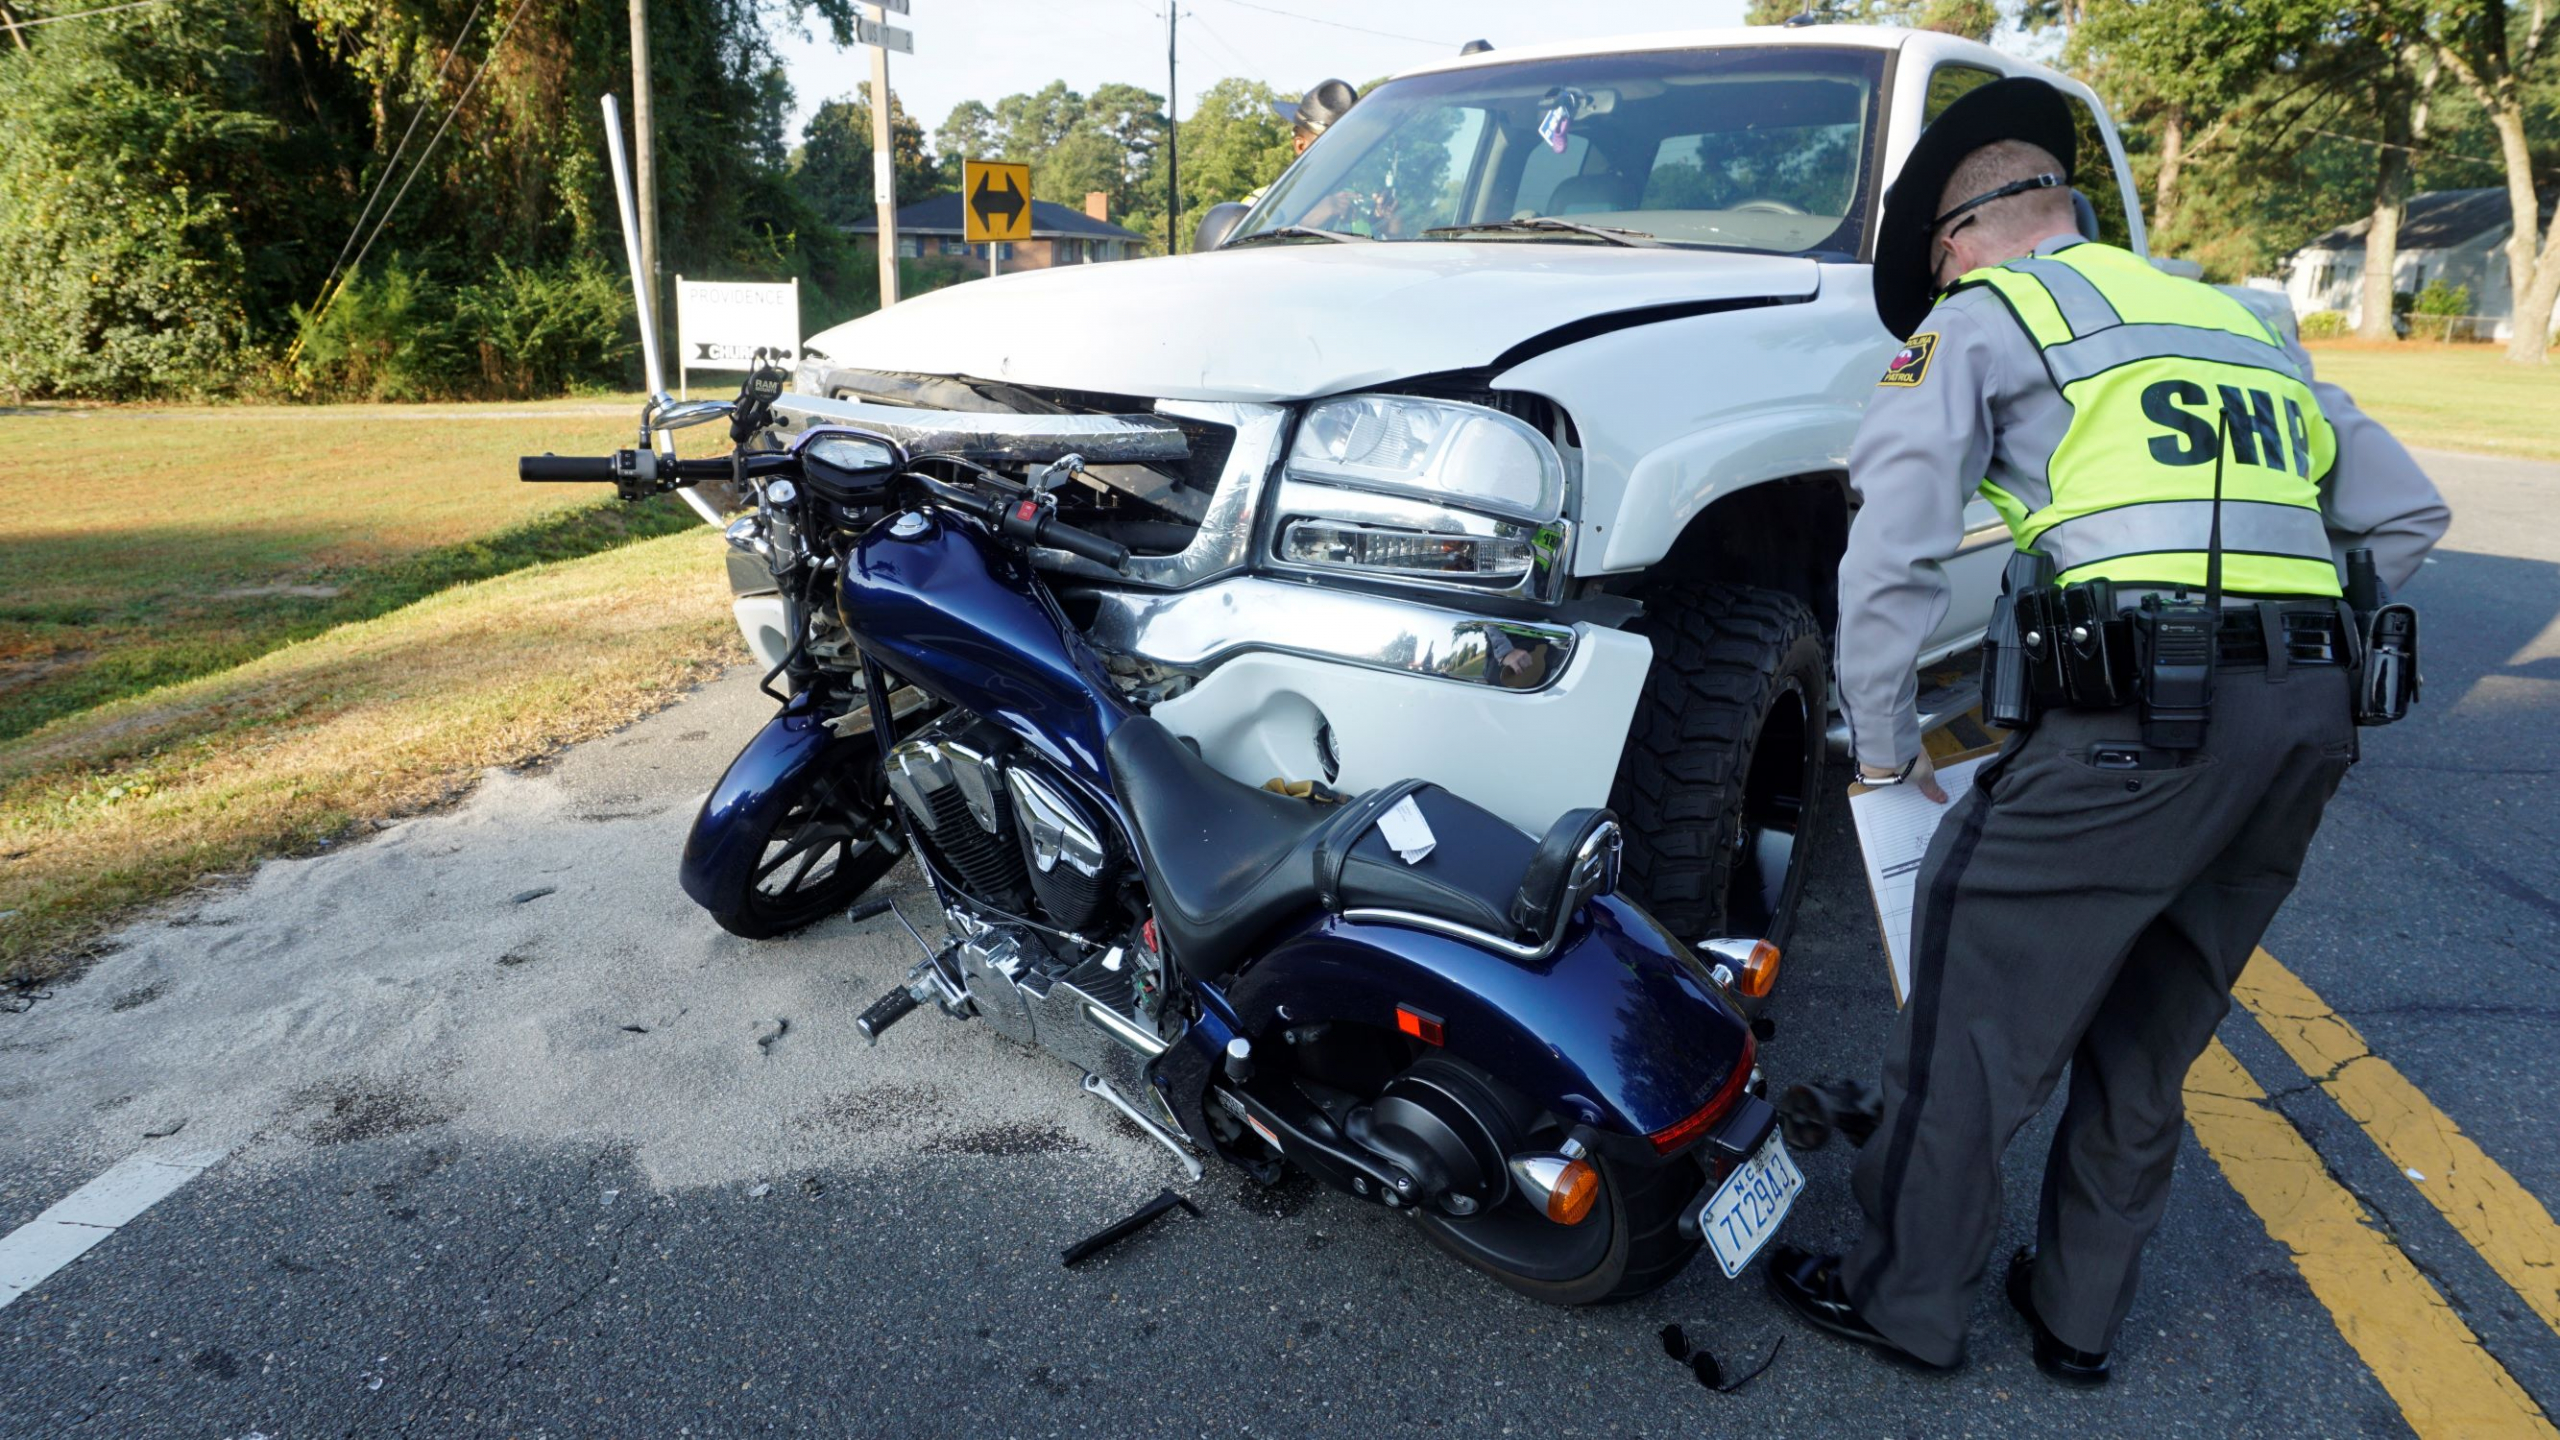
[454,258,634,398]
[284,261,463,402]
[2298,310,2350,339]
[2413,280,2471,318]
[0,16,266,400]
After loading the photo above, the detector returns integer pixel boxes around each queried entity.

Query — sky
[772,0,1756,143]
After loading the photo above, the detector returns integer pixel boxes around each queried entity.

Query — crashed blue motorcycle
[520,371,1794,1303]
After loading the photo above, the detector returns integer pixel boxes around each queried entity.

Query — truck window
[1924,64,2000,122]
[1234,46,1888,258]
[2063,94,2134,249]
[1516,131,1593,216]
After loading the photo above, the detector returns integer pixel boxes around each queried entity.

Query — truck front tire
[1609,583,1828,958]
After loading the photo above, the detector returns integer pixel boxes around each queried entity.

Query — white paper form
[1848,750,1997,1007]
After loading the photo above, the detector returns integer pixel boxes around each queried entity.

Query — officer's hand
[1860,751,1950,804]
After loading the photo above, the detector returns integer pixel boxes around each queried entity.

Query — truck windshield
[1233,46,1886,258]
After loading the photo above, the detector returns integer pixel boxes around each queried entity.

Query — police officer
[1241,79,1359,209]
[1765,77,2450,1383]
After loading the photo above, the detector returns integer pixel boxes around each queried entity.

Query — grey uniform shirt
[1835,234,2453,771]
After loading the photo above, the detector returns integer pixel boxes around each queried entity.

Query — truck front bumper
[1087,577,1652,835]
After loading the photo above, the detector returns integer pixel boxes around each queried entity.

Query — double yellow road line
[2186,947,2559,1437]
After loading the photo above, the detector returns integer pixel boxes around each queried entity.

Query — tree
[1173,77,1295,244]
[2357,42,2441,340]
[933,99,998,168]
[2420,0,2560,360]
[1745,0,1998,33]
[794,85,939,229]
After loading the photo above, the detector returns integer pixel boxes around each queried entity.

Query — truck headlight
[1288,394,1561,520]
[1272,394,1569,598]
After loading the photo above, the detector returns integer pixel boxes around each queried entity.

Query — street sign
[855,16,911,51]
[674,276,800,395]
[964,158,1033,244]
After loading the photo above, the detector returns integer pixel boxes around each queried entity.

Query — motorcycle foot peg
[855,985,921,1046]
[843,897,896,925]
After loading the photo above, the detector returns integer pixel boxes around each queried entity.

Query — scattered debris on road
[1061,1188,1202,1267]
[754,1017,789,1054]
[509,887,557,905]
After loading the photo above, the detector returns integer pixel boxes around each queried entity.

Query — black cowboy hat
[1270,78,1359,136]
[1874,76,2078,339]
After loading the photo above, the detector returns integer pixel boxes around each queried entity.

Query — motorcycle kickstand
[1082,1073,1203,1182]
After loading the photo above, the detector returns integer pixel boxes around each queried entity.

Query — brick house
[850,190,1148,271]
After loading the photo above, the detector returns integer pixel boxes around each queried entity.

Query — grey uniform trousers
[1840,660,2356,1367]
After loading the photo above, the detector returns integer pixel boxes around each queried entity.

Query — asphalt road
[1,448,2554,1438]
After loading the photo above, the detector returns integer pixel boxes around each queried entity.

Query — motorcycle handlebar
[1015,507,1132,568]
[519,453,623,482]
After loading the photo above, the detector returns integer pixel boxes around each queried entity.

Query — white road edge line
[0,1148,222,1309]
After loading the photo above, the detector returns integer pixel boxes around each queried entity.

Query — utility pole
[1165,3,1180,255]
[628,0,661,366]
[867,1,901,307]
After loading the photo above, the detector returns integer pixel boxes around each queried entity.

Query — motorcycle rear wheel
[708,760,900,940]
[1415,1150,1708,1305]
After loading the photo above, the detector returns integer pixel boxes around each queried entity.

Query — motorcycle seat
[1106,717,1609,981]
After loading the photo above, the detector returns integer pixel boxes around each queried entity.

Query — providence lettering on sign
[674,276,801,395]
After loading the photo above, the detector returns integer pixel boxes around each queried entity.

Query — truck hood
[801,244,1823,403]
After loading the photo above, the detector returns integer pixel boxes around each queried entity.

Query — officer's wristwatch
[1860,756,1921,787]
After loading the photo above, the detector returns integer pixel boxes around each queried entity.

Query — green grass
[2302,342,2560,463]
[0,401,714,742]
[0,397,743,981]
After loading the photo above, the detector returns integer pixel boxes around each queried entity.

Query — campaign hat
[1875,76,2077,339]
[1270,79,1359,136]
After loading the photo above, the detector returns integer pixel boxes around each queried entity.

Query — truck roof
[1389,23,2077,94]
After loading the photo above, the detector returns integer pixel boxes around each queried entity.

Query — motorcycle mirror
[1194,202,1252,252]
[651,398,736,432]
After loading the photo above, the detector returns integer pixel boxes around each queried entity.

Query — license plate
[1701,1134,1805,1279]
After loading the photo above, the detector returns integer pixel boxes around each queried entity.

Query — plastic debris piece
[1061,1188,1201,1266]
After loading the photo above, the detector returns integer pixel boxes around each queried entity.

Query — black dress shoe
[1764,1245,1959,1371]
[2005,1246,2111,1387]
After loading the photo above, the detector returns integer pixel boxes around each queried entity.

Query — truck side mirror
[2072,189,2101,241]
[1194,202,1251,252]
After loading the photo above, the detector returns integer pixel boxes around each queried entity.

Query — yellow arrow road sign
[963,158,1032,244]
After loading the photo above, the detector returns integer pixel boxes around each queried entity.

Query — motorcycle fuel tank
[839,509,1131,797]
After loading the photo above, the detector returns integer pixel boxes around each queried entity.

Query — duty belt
[2205,603,2347,669]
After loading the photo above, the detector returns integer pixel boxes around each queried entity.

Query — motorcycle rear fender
[678,693,850,912]
[1214,895,1753,1157]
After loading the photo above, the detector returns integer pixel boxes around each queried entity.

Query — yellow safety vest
[1959,243,2343,598]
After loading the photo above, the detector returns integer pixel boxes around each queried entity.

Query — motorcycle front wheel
[1415,1150,1708,1305]
[708,758,901,940]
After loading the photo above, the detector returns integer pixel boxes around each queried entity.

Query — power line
[312,0,491,306]
[2302,127,2507,173]
[288,0,536,360]
[1187,11,1267,84]
[0,0,169,31]
[1210,0,1454,48]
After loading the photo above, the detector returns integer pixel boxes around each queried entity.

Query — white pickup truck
[782,25,2188,950]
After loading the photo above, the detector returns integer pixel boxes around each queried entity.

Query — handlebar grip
[1037,516,1132,568]
[519,454,622,482]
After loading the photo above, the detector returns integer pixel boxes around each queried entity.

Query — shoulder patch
[1879,332,1938,388]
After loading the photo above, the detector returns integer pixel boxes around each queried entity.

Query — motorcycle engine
[884,714,1120,933]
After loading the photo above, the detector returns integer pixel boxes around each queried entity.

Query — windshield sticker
[1539,104,1572,154]
[1880,332,1939,387]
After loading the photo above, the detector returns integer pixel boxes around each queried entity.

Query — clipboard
[1848,743,2003,1007]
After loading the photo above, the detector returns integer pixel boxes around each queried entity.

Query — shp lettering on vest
[1956,243,2342,599]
